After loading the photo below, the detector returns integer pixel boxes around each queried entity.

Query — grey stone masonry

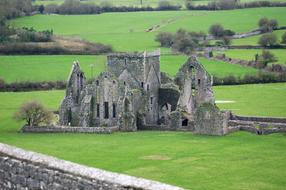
[21,126,119,134]
[58,51,228,135]
[0,143,184,190]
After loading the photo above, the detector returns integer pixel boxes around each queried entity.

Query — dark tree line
[0,0,33,19]
[186,0,286,11]
[43,0,181,15]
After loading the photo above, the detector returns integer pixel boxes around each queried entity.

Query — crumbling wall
[175,57,214,117]
[59,62,85,126]
[194,103,228,136]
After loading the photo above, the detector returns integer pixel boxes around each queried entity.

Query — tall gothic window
[104,102,109,119]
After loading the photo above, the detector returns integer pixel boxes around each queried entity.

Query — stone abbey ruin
[25,49,283,136]
[58,50,229,135]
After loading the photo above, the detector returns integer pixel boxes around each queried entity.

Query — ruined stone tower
[107,50,161,125]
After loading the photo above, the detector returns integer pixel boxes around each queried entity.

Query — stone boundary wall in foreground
[0,143,184,190]
[21,126,119,134]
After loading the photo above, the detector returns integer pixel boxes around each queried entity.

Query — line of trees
[43,0,181,15]
[186,0,286,11]
[155,24,235,53]
[155,29,207,54]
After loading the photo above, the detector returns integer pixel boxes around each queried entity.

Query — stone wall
[228,120,286,135]
[140,124,193,131]
[230,114,286,123]
[21,126,119,134]
[0,143,184,190]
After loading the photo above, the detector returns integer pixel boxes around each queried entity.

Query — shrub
[171,29,199,54]
[222,75,237,85]
[258,17,278,33]
[209,24,225,37]
[258,33,277,47]
[221,36,232,46]
[18,27,53,42]
[155,32,174,47]
[223,29,235,36]
[256,50,277,68]
[14,101,53,126]
[281,32,286,44]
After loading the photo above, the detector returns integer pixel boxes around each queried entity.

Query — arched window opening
[104,102,109,119]
[96,104,100,117]
[182,119,188,126]
[113,103,116,118]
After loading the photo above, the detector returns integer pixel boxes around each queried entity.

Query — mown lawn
[0,84,285,189]
[10,8,286,51]
[0,55,257,83]
[215,49,286,65]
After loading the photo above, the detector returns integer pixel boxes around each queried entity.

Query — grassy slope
[10,8,286,51]
[0,55,257,83]
[0,85,285,189]
[215,49,286,65]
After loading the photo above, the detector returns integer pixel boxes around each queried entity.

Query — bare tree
[14,101,53,126]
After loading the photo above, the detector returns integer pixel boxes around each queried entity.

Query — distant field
[231,30,286,46]
[0,83,285,189]
[10,8,286,51]
[0,55,257,83]
[0,55,106,83]
[214,83,286,117]
[215,49,286,65]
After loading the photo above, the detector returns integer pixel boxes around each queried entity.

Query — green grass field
[10,8,286,51]
[214,83,286,117]
[0,84,285,189]
[0,55,257,83]
[215,49,286,65]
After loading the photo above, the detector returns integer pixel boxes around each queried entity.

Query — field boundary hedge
[186,1,286,11]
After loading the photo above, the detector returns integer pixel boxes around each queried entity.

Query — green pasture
[0,55,257,83]
[10,8,286,51]
[0,83,285,189]
[231,30,286,46]
[215,49,286,65]
[215,83,286,117]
